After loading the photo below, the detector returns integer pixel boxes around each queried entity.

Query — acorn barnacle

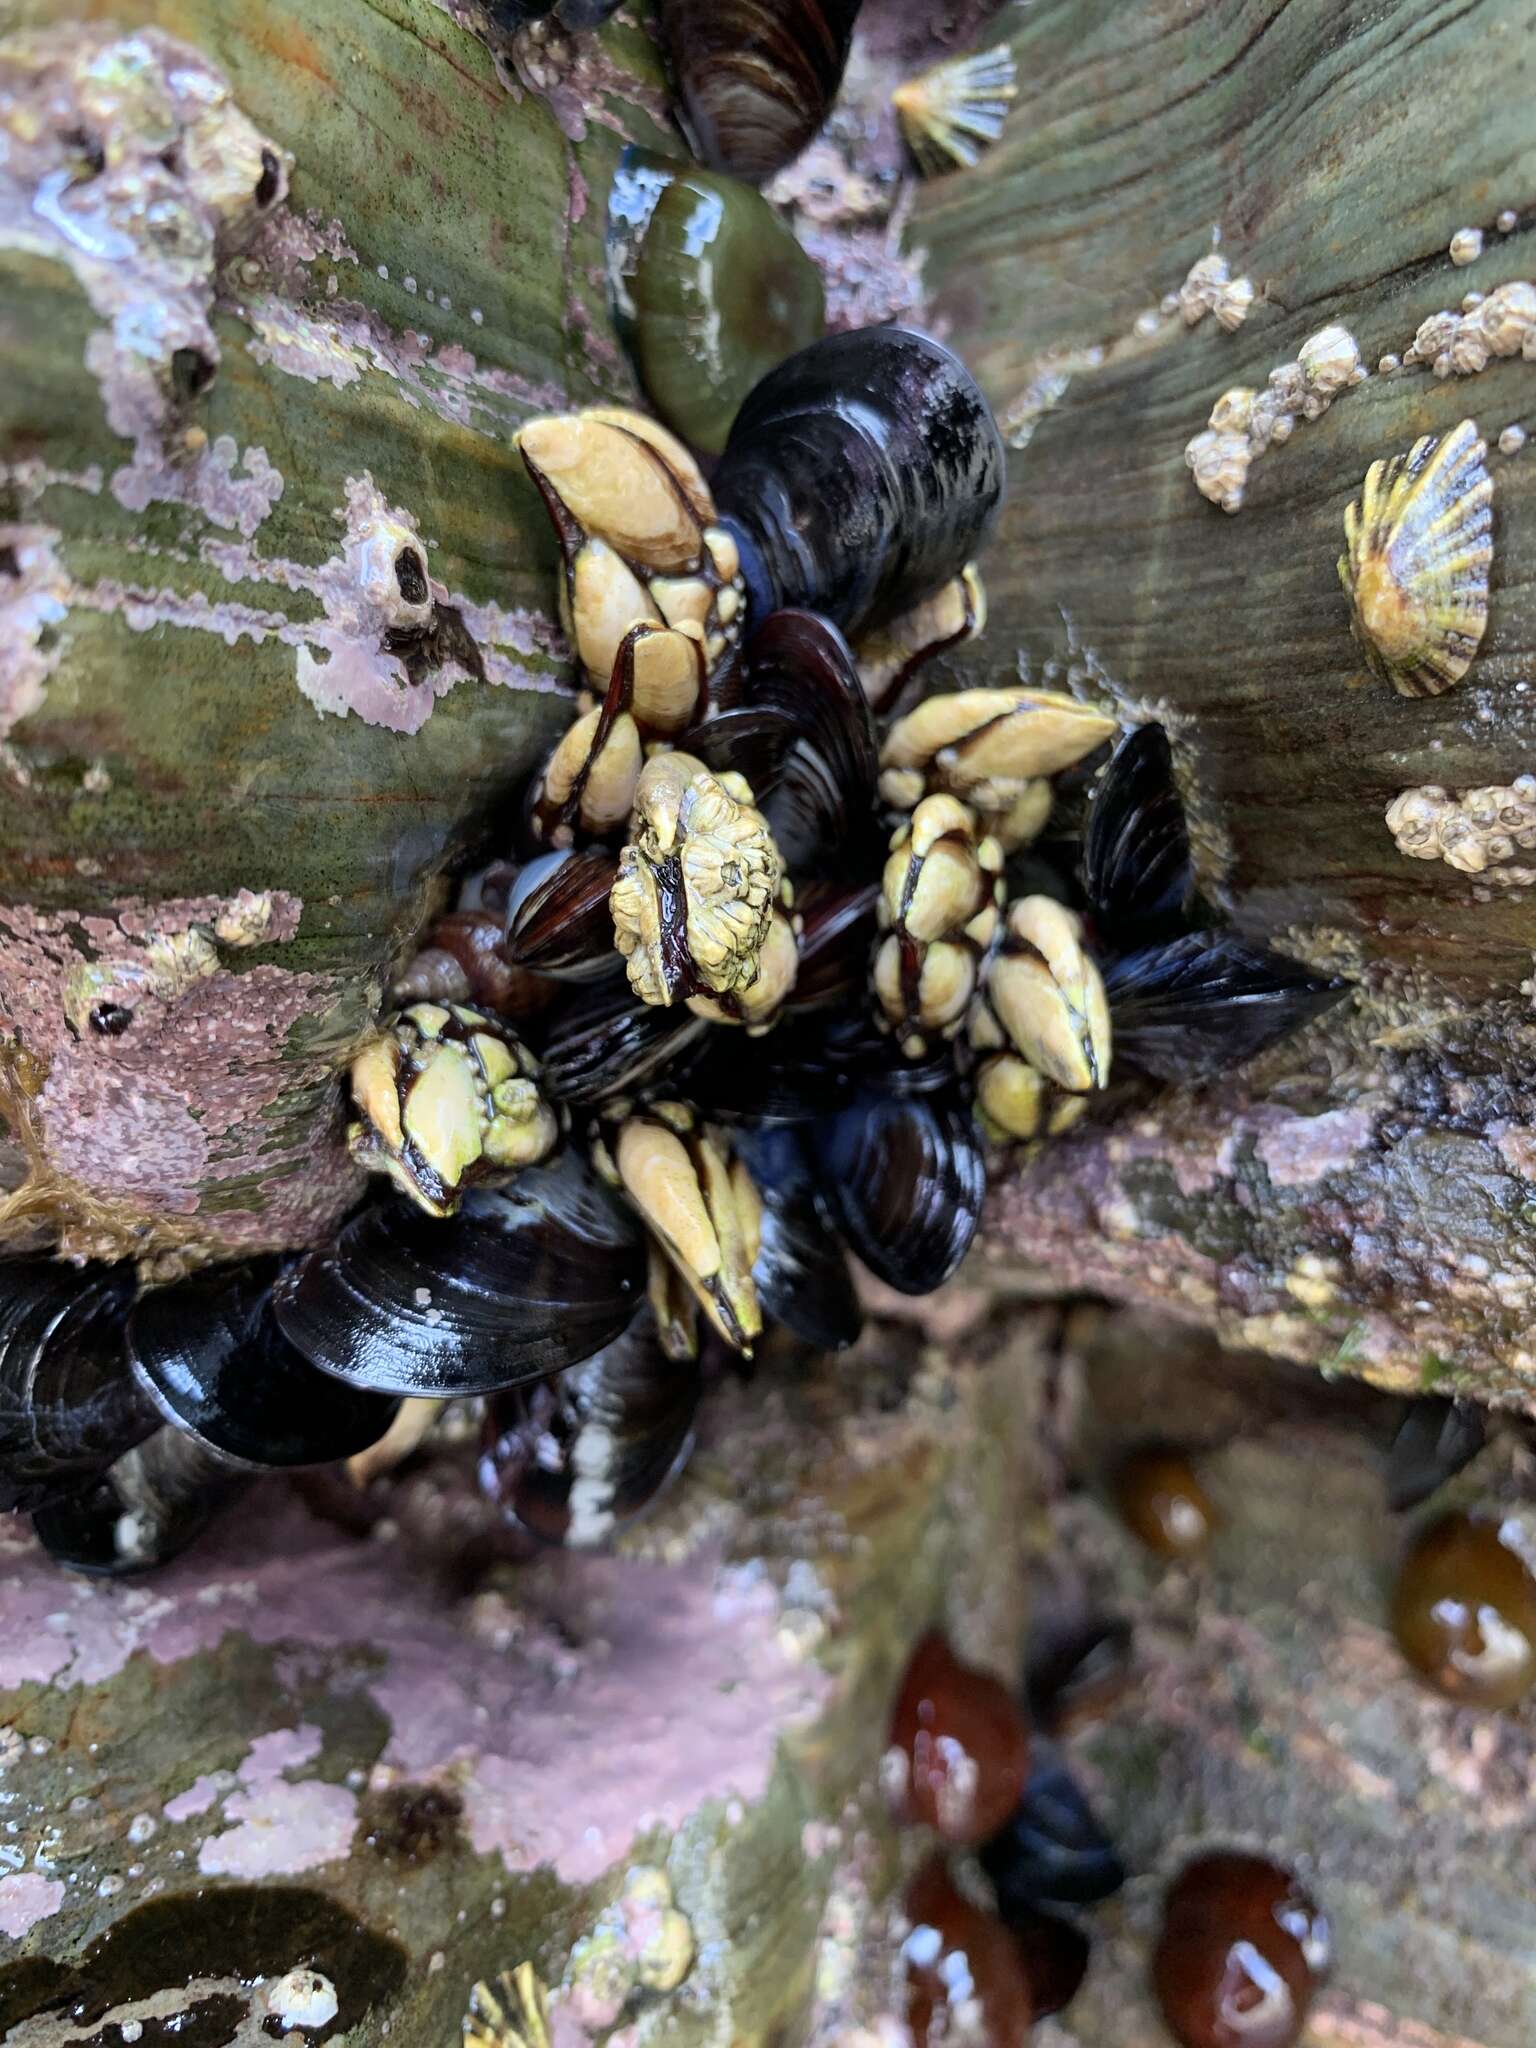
[1338,418,1493,697]
[892,45,1018,176]
[347,1003,559,1218]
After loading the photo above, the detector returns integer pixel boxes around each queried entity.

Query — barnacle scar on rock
[347,1003,559,1217]
[1187,323,1364,511]
[610,750,785,1009]
[1339,419,1492,697]
[1386,778,1536,874]
[892,46,1017,175]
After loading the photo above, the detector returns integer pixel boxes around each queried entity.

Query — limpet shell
[1338,418,1492,697]
[892,46,1017,176]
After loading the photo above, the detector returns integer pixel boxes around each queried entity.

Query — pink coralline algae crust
[0,1487,830,1888]
[1253,1106,1376,1188]
[0,893,363,1257]
[0,1873,66,1941]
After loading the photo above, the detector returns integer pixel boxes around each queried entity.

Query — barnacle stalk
[348,1003,560,1218]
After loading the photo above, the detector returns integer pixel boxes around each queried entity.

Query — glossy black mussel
[485,1,623,28]
[1081,722,1193,946]
[713,326,1006,639]
[811,1086,984,1293]
[1384,1394,1487,1512]
[272,1149,646,1399]
[733,1124,861,1350]
[478,1306,701,1547]
[609,147,825,455]
[502,849,623,982]
[980,1738,1127,1913]
[128,1260,398,1468]
[538,975,709,1106]
[32,1425,252,1577]
[0,1259,156,1513]
[659,0,863,181]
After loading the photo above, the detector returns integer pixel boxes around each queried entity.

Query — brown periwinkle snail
[1152,1851,1330,2048]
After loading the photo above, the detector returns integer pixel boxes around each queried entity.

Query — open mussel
[659,0,863,181]
[478,1306,701,1546]
[272,1150,647,1398]
[811,1087,984,1293]
[32,1425,252,1577]
[733,1124,860,1350]
[1102,933,1345,1084]
[128,1261,398,1468]
[609,147,825,455]
[0,1259,156,1513]
[713,327,1006,639]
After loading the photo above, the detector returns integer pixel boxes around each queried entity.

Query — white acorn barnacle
[347,512,435,637]
[1207,386,1257,434]
[970,895,1112,1093]
[1297,323,1364,411]
[1177,252,1230,326]
[1184,426,1251,513]
[604,1101,762,1353]
[1449,226,1485,267]
[347,1002,559,1218]
[1213,274,1256,331]
[610,751,783,1009]
[1470,280,1536,358]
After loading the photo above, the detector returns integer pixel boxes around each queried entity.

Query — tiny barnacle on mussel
[127,1260,399,1469]
[979,1738,1127,1912]
[608,146,826,455]
[811,1087,984,1293]
[272,1148,647,1399]
[659,0,864,182]
[32,1425,254,1578]
[515,407,745,713]
[893,45,1019,176]
[0,1258,156,1514]
[595,1100,763,1352]
[610,749,787,1013]
[478,1305,701,1547]
[712,326,1006,638]
[347,1001,560,1218]
[1339,417,1493,698]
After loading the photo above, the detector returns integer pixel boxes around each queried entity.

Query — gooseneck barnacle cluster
[0,312,1342,1577]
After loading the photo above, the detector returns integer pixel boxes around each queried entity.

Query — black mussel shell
[734,1125,861,1350]
[683,1016,853,1124]
[32,1426,251,1577]
[503,849,622,981]
[980,1740,1127,1914]
[714,326,1005,639]
[0,1259,156,1514]
[1012,1905,1091,2020]
[659,0,863,182]
[1385,1395,1487,1513]
[608,148,825,456]
[1102,932,1347,1084]
[810,1087,984,1293]
[486,0,622,25]
[538,978,709,1106]
[784,881,881,1013]
[128,1261,399,1468]
[272,1151,646,1399]
[478,1307,700,1546]
[1082,724,1192,945]
[1025,1609,1135,1733]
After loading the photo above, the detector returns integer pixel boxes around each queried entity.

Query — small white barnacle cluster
[1177,252,1256,333]
[1399,281,1536,380]
[1185,323,1365,513]
[1386,779,1536,876]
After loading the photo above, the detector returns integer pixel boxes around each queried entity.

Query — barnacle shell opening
[1338,418,1492,697]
